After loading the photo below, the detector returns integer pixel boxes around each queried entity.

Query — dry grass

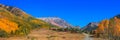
[0,28,104,40]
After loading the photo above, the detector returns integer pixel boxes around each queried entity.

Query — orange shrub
[0,18,18,33]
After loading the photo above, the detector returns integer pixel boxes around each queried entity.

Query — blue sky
[0,0,120,27]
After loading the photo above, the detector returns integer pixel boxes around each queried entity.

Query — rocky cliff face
[82,22,98,32]
[39,17,72,28]
[0,4,25,16]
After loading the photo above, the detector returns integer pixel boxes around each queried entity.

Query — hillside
[82,22,98,33]
[80,14,120,40]
[0,4,54,37]
[39,17,72,28]
[93,14,120,40]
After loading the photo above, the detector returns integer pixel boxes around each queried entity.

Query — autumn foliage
[113,17,120,36]
[96,20,109,34]
[0,6,54,37]
[0,18,18,33]
[95,17,120,39]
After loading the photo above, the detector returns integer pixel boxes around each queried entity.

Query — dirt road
[83,33,93,40]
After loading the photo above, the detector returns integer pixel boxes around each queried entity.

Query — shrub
[56,27,82,33]
[0,30,8,37]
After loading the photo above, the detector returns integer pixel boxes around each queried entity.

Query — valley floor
[0,28,105,40]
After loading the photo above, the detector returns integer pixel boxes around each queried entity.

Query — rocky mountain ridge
[39,17,73,28]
